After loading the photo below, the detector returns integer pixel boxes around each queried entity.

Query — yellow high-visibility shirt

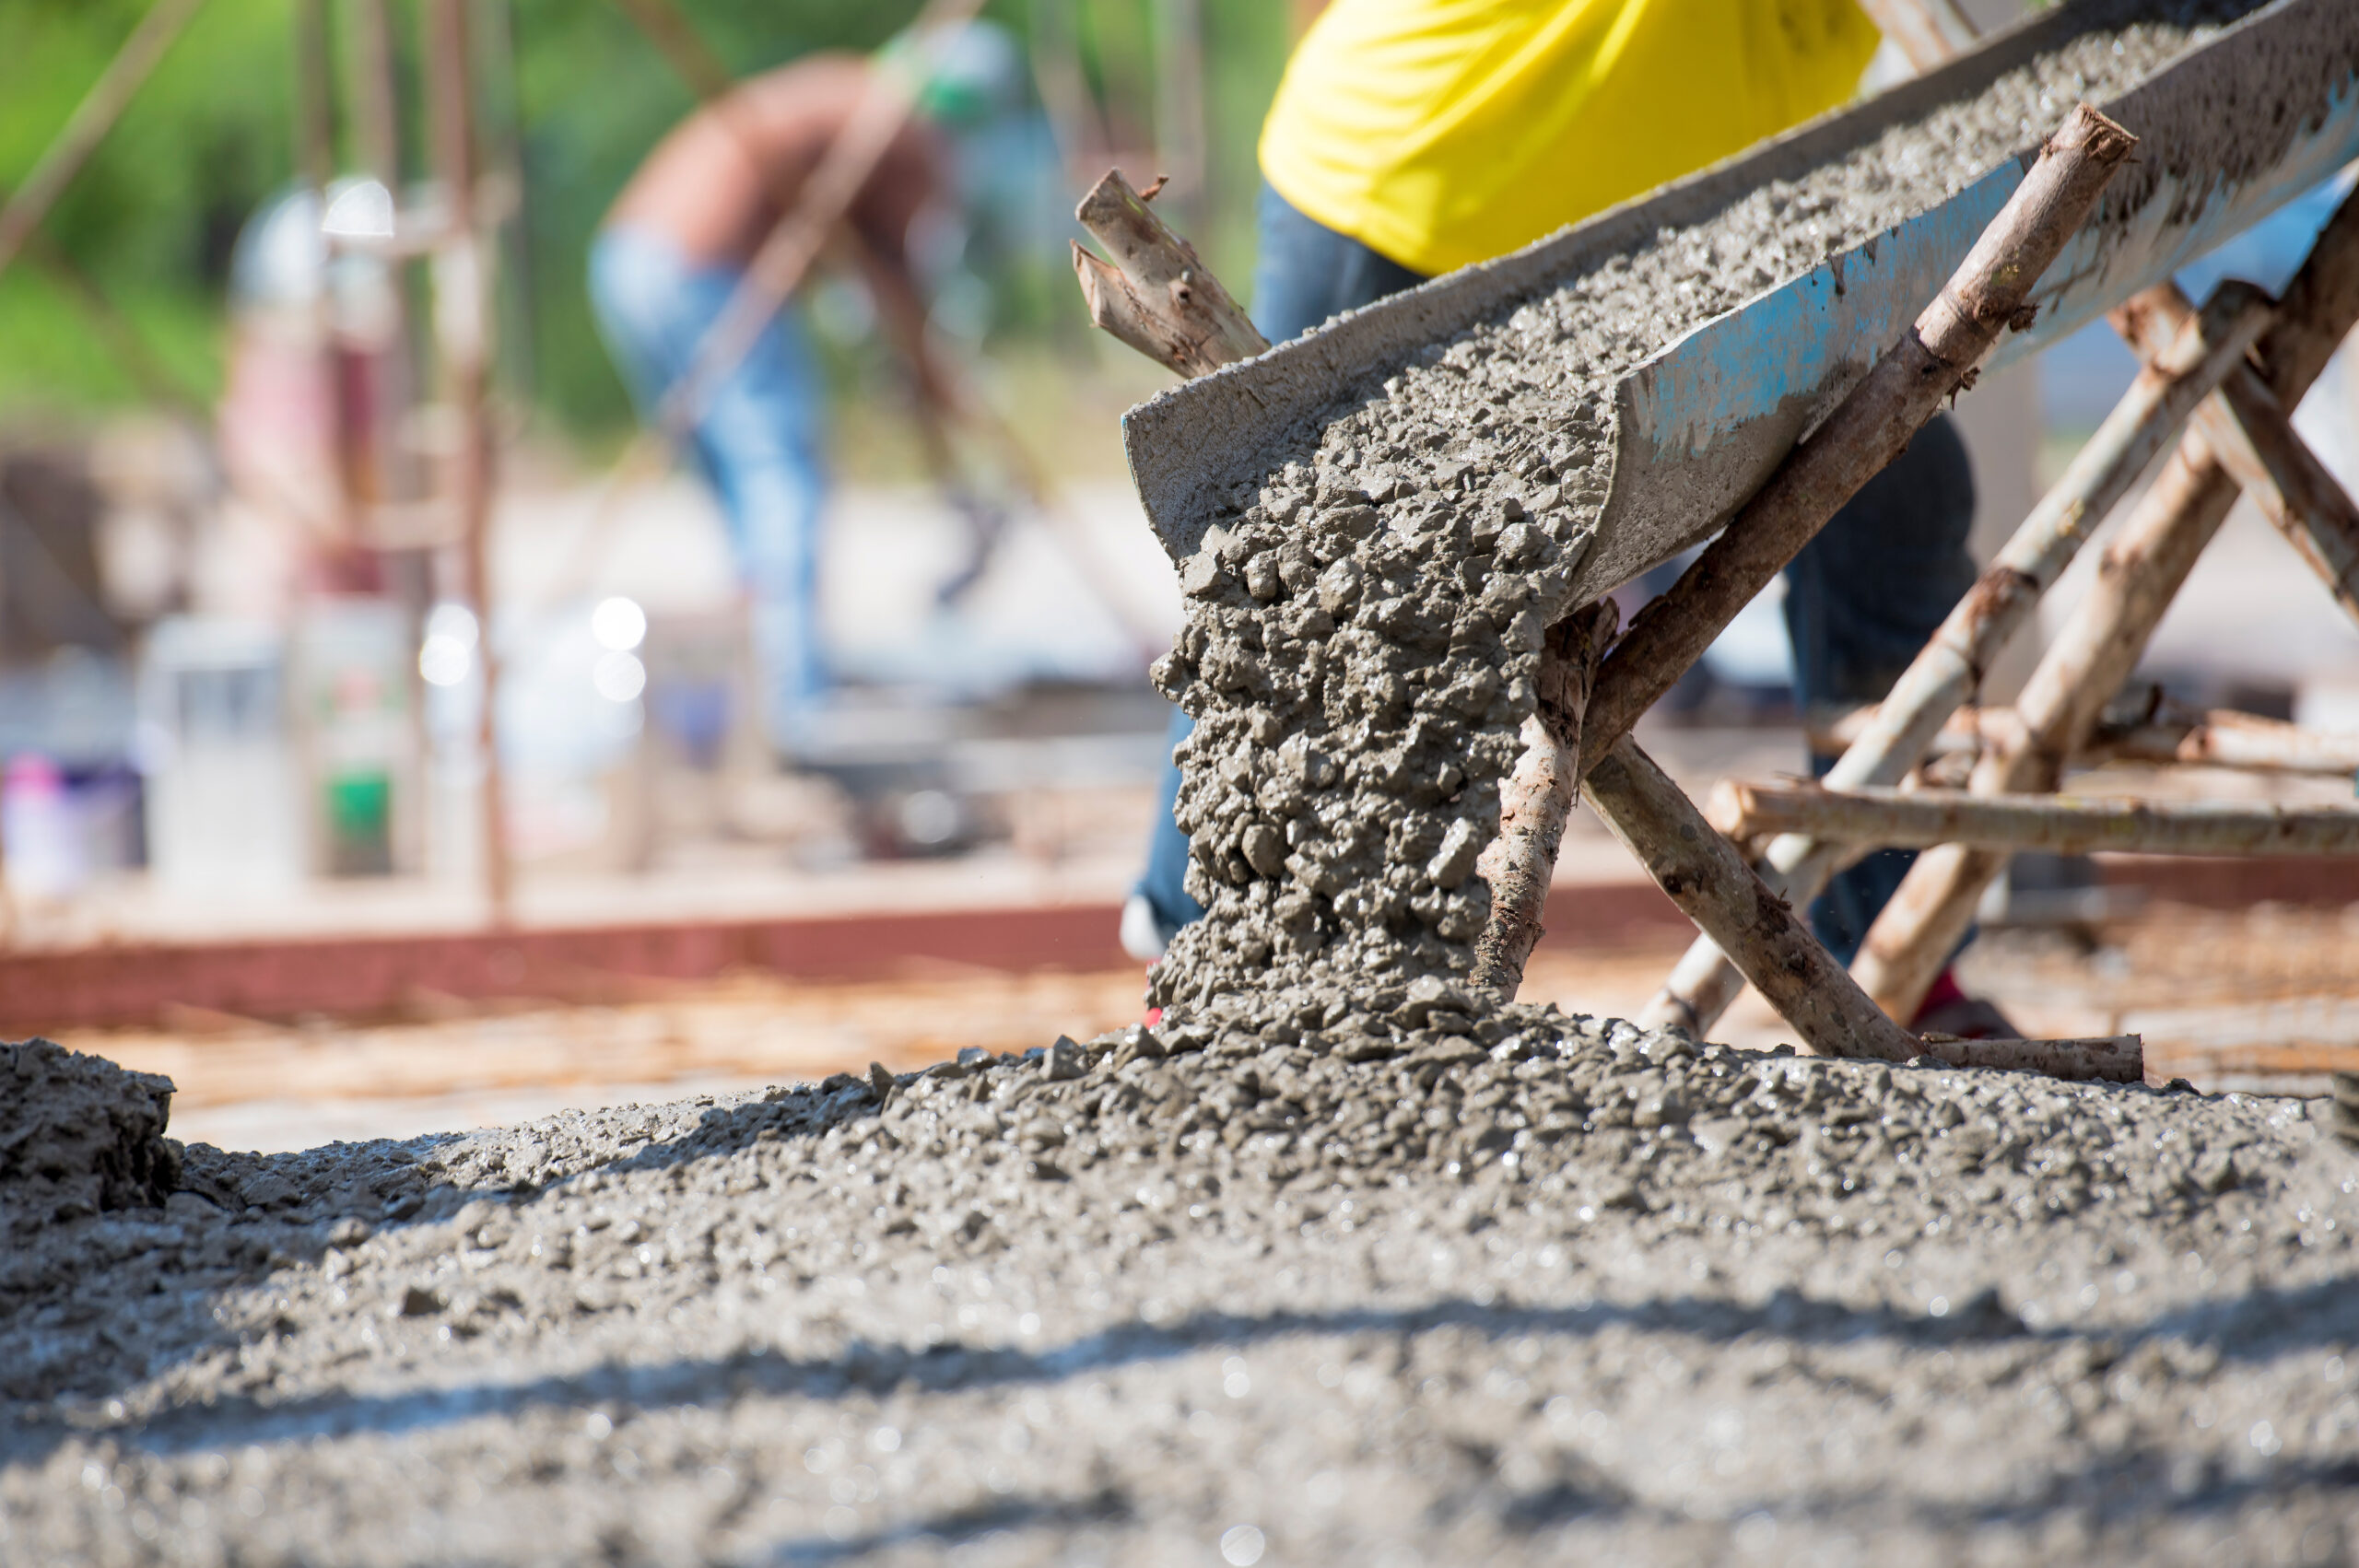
[1260,0,1882,277]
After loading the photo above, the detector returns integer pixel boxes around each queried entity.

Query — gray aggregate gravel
[2,1038,180,1242]
[4,1016,2357,1565]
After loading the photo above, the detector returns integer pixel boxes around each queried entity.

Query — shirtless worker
[1121,0,2014,1037]
[590,35,1004,759]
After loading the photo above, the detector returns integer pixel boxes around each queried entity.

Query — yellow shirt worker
[1129,0,2007,1040]
[1261,0,1878,280]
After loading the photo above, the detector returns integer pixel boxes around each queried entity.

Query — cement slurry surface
[2,1039,180,1244]
[1147,2,2243,1015]
[5,1016,2358,1565]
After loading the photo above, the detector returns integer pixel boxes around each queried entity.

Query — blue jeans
[588,226,830,752]
[1787,415,1977,963]
[1134,186,1977,969]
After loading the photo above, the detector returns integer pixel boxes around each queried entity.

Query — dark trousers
[1135,184,1978,969]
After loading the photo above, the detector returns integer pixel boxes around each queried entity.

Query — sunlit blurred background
[2,0,2354,1148]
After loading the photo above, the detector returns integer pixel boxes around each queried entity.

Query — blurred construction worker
[589,28,1016,759]
[1124,0,2007,1036]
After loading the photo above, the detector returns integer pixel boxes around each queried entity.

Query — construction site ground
[7,757,2358,1565]
[6,902,2358,1566]
[51,895,2359,1156]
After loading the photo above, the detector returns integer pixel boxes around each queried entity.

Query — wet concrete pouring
[10,2,2359,1562]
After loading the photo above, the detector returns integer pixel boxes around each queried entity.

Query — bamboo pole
[0,0,208,288]
[1581,737,1925,1063]
[1073,169,1269,377]
[1852,186,2359,1020]
[1579,105,2138,775]
[1710,781,2359,858]
[1637,280,2271,1035]
[1469,601,1614,998]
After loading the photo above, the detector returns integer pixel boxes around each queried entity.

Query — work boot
[1910,966,2020,1040]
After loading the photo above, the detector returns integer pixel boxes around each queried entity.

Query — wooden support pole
[2200,381,2359,627]
[1918,1034,2143,1083]
[1073,169,1268,377]
[1851,185,2359,1021]
[347,0,405,183]
[1808,700,2359,776]
[2117,283,2359,630]
[1635,233,2259,1039]
[606,0,738,99]
[2255,183,2359,404]
[1709,780,2359,859]
[425,0,511,927]
[347,0,421,514]
[1581,737,1925,1063]
[1580,105,2138,773]
[2095,706,2359,774]
[1148,0,1210,240]
[0,0,207,288]
[1470,601,1614,998]
[295,0,373,559]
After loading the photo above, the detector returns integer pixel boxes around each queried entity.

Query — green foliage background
[0,0,1290,436]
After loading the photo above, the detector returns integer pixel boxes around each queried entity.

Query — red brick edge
[13,857,2340,1036]
[0,883,1695,1035]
